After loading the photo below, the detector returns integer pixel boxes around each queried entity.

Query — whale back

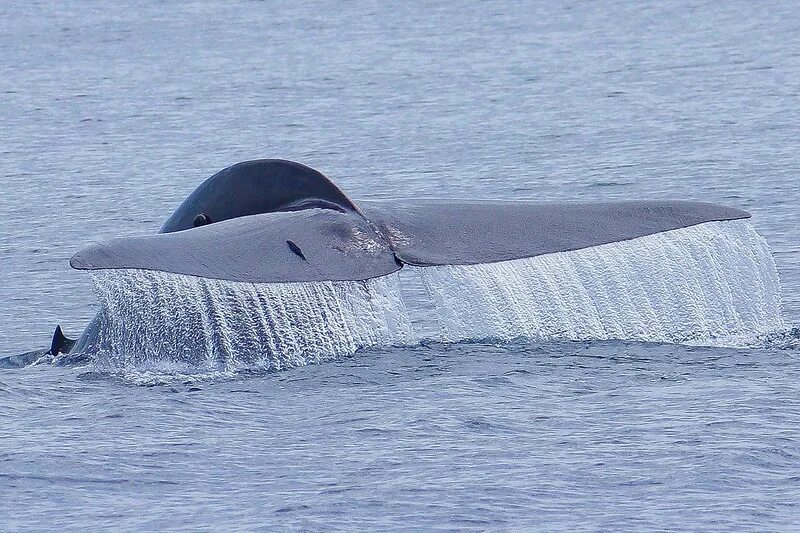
[160,159,361,233]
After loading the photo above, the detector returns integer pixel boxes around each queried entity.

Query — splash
[87,220,785,378]
[413,221,783,346]
[90,270,416,376]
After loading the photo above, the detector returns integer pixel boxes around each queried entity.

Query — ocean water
[2,0,799,530]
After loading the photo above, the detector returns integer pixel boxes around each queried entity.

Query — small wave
[0,349,47,369]
[749,327,800,350]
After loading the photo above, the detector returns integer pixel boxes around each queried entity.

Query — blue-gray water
[2,0,799,530]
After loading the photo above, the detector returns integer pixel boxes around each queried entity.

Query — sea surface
[1,0,799,530]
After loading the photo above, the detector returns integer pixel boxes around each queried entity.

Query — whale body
[53,159,750,355]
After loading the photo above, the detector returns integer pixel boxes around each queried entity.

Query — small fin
[286,240,307,261]
[48,325,76,355]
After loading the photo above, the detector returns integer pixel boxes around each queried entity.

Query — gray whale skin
[55,159,750,355]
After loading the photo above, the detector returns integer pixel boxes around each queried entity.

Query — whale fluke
[69,159,752,284]
[70,199,750,284]
[58,159,759,359]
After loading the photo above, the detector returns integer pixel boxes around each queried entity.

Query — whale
[48,159,749,357]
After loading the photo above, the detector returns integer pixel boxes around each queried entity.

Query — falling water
[90,271,417,374]
[412,220,784,346]
[88,220,784,375]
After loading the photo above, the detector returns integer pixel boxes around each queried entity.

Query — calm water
[2,0,799,530]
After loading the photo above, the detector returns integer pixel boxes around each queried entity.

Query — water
[2,0,799,530]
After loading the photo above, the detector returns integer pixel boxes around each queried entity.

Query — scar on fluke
[286,240,307,261]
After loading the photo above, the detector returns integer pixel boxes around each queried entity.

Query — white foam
[88,220,785,375]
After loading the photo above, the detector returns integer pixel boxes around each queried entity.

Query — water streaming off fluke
[88,220,784,375]
[91,271,417,373]
[413,221,783,345]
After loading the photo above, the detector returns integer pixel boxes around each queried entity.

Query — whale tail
[48,325,76,355]
[54,159,776,370]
